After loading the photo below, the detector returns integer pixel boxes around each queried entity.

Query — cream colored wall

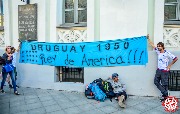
[1,0,179,97]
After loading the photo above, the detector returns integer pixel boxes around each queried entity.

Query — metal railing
[168,70,180,91]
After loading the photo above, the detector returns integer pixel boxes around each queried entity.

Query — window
[63,0,87,26]
[0,0,3,29]
[164,0,180,24]
[58,66,84,83]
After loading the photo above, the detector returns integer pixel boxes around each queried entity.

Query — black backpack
[102,81,115,101]
[0,56,5,65]
[93,78,106,93]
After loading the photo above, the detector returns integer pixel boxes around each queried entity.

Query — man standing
[147,34,178,101]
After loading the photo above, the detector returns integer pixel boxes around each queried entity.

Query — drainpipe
[147,0,155,50]
[94,0,100,41]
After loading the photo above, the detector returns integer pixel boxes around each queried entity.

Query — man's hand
[147,34,149,39]
[167,65,171,71]
[147,34,156,48]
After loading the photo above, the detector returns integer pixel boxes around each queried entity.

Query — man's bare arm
[147,34,156,49]
[167,57,178,70]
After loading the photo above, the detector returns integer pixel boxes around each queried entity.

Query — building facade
[0,0,180,97]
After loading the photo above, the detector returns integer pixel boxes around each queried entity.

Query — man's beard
[158,48,162,51]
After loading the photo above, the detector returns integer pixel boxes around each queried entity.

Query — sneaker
[16,85,19,88]
[9,84,13,89]
[118,95,126,108]
[1,89,5,93]
[115,97,118,101]
[14,91,20,95]
[160,97,166,102]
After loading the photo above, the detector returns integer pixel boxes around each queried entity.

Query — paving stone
[10,96,25,102]
[10,111,28,114]
[133,103,153,113]
[39,96,53,102]
[99,105,119,114]
[24,95,38,100]
[142,109,170,114]
[92,101,111,108]
[10,105,28,113]
[63,107,83,114]
[78,103,96,111]
[10,100,26,107]
[41,100,58,107]
[0,107,10,114]
[25,97,40,104]
[28,107,46,114]
[142,99,161,108]
[26,102,43,110]
[0,98,10,104]
[58,101,76,109]
[120,107,142,114]
[172,109,180,114]
[72,99,89,106]
[44,105,61,113]
[48,110,66,114]
[82,109,106,114]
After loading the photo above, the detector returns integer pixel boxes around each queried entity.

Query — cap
[112,73,119,79]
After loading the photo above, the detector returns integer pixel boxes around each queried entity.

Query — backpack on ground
[93,78,106,93]
[102,81,115,100]
[89,83,107,102]
[85,84,94,99]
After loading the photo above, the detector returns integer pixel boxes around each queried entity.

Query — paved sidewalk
[0,87,179,114]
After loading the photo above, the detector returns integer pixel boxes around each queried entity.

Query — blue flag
[19,36,148,67]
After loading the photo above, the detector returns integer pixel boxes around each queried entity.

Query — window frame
[58,66,84,83]
[164,0,180,25]
[61,0,87,27]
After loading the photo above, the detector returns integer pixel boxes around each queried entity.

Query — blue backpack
[89,83,107,102]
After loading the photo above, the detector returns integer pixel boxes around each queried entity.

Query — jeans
[1,70,17,92]
[154,70,169,97]
[115,91,127,100]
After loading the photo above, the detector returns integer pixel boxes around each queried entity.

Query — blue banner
[19,36,148,67]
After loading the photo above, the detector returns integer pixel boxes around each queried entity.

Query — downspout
[94,0,100,41]
[147,0,155,50]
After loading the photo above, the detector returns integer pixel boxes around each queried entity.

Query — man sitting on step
[111,73,127,108]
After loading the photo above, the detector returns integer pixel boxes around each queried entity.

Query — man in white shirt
[147,34,178,102]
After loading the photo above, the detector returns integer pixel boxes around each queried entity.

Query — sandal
[14,91,20,95]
